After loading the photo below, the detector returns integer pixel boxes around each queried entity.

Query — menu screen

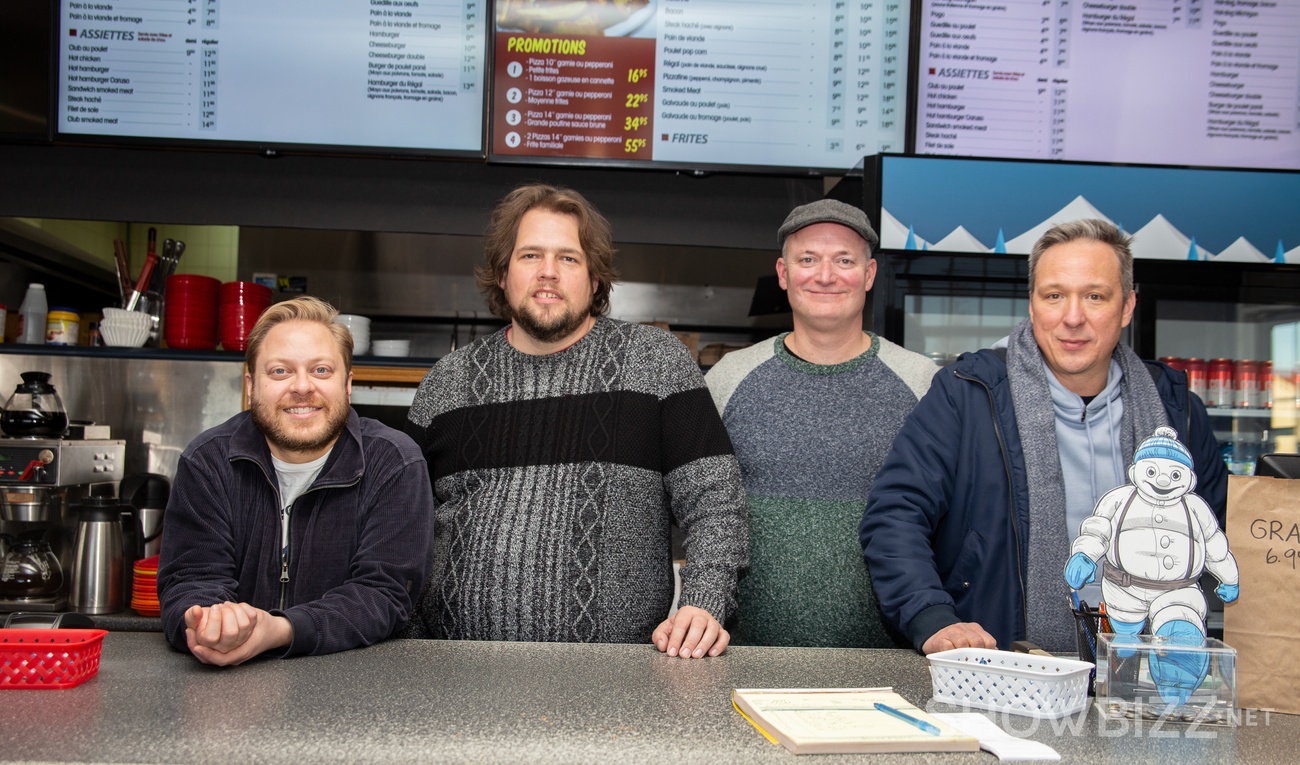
[489,0,910,173]
[914,0,1300,170]
[56,0,488,155]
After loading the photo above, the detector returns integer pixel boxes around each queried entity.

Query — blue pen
[874,702,941,736]
[1070,590,1082,611]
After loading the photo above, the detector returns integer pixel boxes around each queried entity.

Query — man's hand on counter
[921,622,998,655]
[183,602,293,666]
[652,605,729,659]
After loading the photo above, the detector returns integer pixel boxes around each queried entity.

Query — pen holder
[1071,605,1114,696]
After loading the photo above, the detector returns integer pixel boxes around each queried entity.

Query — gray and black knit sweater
[705,333,936,648]
[403,317,748,643]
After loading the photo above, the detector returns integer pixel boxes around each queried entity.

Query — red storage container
[0,629,107,689]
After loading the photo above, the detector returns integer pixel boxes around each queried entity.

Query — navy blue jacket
[159,409,434,657]
[860,349,1227,652]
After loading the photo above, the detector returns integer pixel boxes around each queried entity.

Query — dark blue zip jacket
[860,349,1226,653]
[159,409,434,657]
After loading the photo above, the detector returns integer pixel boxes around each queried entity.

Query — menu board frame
[487,0,916,177]
[909,0,1300,171]
[51,0,492,159]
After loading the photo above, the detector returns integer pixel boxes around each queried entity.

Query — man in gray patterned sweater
[706,199,936,648]
[404,183,748,658]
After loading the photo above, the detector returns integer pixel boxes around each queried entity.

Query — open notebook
[732,687,980,755]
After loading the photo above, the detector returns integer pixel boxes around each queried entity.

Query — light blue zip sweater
[1047,357,1127,605]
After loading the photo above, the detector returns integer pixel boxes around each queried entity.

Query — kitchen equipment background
[0,356,243,482]
[0,433,124,613]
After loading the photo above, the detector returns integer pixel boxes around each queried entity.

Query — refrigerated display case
[1132,259,1300,475]
[868,249,1032,366]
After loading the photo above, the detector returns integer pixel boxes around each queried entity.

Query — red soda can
[1160,356,1186,372]
[1235,360,1258,409]
[1207,358,1233,408]
[1261,360,1272,409]
[1185,358,1208,402]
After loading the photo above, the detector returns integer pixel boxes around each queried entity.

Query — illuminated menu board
[56,0,488,155]
[915,0,1300,170]
[489,0,910,172]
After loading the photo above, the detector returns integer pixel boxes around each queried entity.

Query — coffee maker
[0,436,125,612]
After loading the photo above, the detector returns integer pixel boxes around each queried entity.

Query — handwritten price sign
[1250,518,1300,569]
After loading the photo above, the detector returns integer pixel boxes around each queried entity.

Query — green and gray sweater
[705,333,936,647]
[404,317,748,643]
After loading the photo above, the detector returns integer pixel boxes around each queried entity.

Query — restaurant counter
[0,633,1293,764]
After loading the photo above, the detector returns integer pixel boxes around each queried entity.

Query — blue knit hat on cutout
[1134,426,1193,468]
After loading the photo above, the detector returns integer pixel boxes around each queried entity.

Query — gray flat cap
[777,199,880,252]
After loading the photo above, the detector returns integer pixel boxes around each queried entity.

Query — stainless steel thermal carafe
[68,496,126,614]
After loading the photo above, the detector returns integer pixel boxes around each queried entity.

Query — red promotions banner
[492,33,656,161]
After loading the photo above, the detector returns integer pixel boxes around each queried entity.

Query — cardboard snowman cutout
[1064,426,1240,705]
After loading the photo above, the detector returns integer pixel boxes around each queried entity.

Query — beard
[250,391,349,458]
[508,294,592,344]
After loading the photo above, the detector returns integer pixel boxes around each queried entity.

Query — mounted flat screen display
[55,0,488,156]
[913,0,1300,170]
[489,0,910,174]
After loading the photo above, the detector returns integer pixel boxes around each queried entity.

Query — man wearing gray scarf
[860,219,1227,654]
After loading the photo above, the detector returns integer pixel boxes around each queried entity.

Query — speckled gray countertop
[0,633,1293,764]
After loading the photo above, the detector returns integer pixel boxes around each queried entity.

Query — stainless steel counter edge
[1,633,1293,764]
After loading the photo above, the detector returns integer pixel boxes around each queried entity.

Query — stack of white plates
[371,339,410,357]
[335,314,370,356]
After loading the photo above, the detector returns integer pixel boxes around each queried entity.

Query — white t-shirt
[272,452,330,557]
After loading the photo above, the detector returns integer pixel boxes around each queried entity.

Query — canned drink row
[1160,357,1274,409]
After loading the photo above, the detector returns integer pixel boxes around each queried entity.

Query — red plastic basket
[0,629,107,689]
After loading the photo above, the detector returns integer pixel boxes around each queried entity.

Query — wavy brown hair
[476,183,618,320]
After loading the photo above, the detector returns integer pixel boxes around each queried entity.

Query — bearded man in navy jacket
[158,296,433,665]
[860,219,1227,655]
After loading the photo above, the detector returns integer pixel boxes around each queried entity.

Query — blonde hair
[244,296,354,372]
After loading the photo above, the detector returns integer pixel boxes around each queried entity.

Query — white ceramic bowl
[371,339,410,357]
[335,315,371,355]
[100,315,152,347]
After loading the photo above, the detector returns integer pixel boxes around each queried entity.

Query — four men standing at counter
[156,188,1229,665]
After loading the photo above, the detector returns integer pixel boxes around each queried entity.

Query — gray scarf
[1006,318,1167,652]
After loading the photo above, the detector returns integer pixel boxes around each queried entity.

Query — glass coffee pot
[0,530,64,600]
[1,371,69,437]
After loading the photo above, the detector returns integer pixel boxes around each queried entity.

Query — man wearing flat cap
[705,199,937,647]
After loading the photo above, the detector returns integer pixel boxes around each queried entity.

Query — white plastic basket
[927,648,1093,719]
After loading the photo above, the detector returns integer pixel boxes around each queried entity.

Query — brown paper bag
[1223,474,1300,715]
